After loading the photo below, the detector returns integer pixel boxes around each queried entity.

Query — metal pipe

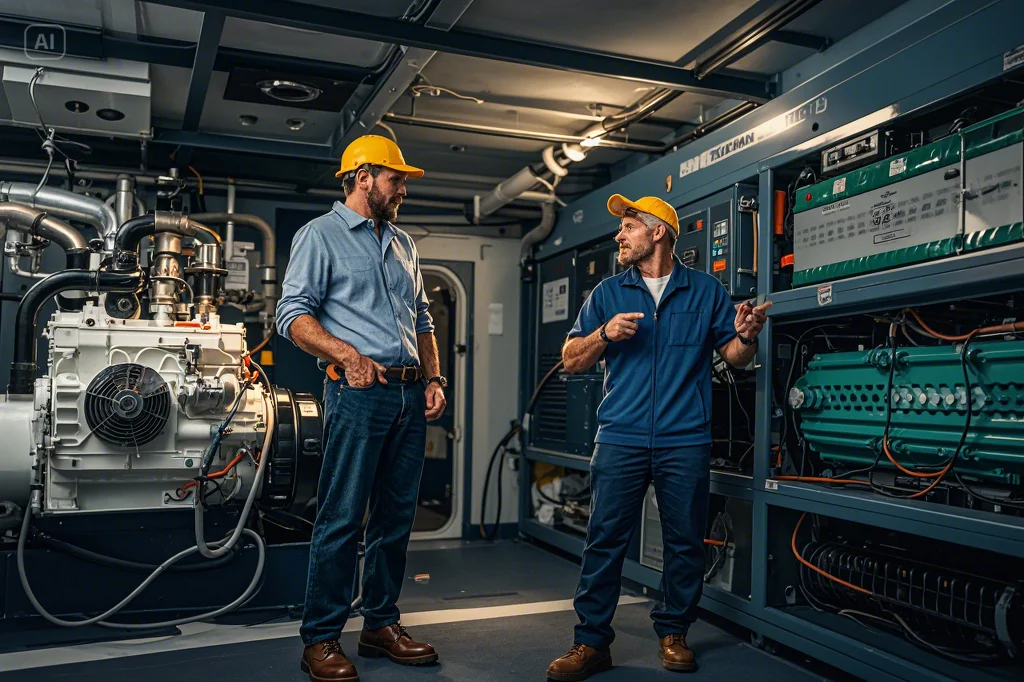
[665,101,760,149]
[0,183,118,249]
[226,178,236,268]
[114,175,136,226]
[186,213,273,265]
[474,87,683,218]
[0,203,89,251]
[187,212,278,328]
[9,269,142,394]
[383,112,665,152]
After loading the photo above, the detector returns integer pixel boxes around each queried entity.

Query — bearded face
[615,215,655,267]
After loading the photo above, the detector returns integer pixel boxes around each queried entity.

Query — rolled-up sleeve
[276,224,330,342]
[568,282,605,339]
[413,248,434,335]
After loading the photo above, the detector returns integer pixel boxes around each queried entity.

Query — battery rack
[516,13,1024,679]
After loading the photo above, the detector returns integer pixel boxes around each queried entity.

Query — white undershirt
[642,274,671,308]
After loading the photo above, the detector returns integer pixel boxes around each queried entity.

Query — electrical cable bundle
[479,359,564,540]
[792,514,1020,663]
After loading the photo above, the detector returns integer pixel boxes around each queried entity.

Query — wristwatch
[427,375,448,388]
[737,333,758,347]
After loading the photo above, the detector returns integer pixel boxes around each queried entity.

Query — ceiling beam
[691,0,825,79]
[143,0,772,101]
[181,12,225,132]
[327,0,476,176]
[771,30,832,52]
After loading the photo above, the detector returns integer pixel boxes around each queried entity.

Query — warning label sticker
[1004,44,1024,71]
[889,158,907,177]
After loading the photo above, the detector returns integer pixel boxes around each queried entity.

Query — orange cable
[180,450,246,493]
[704,539,726,547]
[791,513,872,596]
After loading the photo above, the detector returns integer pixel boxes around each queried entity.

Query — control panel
[676,184,758,298]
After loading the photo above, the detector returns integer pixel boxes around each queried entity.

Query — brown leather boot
[660,634,698,672]
[546,644,612,681]
[358,623,438,665]
[300,640,359,681]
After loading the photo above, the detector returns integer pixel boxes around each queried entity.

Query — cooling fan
[84,363,172,447]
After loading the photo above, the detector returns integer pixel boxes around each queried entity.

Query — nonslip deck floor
[0,541,834,681]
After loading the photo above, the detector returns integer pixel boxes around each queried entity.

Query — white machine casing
[24,304,267,515]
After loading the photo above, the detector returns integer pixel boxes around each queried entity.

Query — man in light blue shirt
[277,135,447,682]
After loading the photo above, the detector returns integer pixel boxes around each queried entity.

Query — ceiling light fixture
[239,114,258,126]
[286,118,306,131]
[257,79,321,104]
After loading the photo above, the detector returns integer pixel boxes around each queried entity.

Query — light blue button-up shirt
[276,201,434,367]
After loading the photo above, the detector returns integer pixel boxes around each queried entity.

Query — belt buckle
[401,366,411,381]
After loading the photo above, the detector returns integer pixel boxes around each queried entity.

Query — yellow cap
[336,135,424,178]
[607,194,679,235]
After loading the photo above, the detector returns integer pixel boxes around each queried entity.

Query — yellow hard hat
[607,194,679,235]
[335,135,424,178]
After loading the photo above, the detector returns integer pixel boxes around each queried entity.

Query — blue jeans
[573,443,711,651]
[300,376,427,646]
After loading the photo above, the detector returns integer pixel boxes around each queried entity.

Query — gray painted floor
[0,540,833,681]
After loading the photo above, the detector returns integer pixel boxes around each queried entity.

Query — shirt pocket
[394,257,417,299]
[339,255,374,272]
[668,311,703,346]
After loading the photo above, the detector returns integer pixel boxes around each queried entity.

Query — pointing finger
[754,301,773,313]
[621,312,645,321]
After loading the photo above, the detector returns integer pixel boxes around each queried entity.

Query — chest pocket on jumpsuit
[668,310,709,424]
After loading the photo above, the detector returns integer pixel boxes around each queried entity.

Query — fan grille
[84,363,171,447]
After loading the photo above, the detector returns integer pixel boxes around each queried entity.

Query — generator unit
[791,106,1023,286]
[675,184,759,299]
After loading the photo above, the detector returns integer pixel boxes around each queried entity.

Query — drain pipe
[473,88,682,219]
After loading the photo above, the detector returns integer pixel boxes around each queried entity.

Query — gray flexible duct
[519,200,557,263]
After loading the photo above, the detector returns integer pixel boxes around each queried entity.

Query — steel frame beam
[181,12,225,133]
[771,29,832,51]
[143,0,771,101]
[689,0,826,79]
[329,0,477,160]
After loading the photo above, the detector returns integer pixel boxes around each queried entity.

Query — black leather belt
[326,363,421,382]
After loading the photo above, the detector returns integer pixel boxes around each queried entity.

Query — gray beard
[617,240,654,267]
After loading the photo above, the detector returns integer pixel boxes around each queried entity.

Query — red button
[806,192,812,201]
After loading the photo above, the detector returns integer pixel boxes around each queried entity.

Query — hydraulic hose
[9,269,142,394]
[195,360,274,559]
[112,214,156,256]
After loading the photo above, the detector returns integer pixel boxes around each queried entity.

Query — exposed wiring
[411,83,484,103]
[792,513,872,596]
[249,330,275,356]
[187,166,204,195]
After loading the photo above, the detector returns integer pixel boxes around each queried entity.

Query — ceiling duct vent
[1,58,151,139]
[224,67,358,112]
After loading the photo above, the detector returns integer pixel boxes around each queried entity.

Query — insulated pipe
[519,201,557,262]
[188,221,222,244]
[9,270,143,394]
[475,166,541,219]
[0,183,117,248]
[112,212,198,271]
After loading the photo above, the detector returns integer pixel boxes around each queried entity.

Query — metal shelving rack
[516,3,1024,680]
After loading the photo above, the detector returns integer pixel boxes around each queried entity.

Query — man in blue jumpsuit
[547,194,769,680]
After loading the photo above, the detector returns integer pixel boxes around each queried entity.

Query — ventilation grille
[534,353,567,445]
[84,363,171,447]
